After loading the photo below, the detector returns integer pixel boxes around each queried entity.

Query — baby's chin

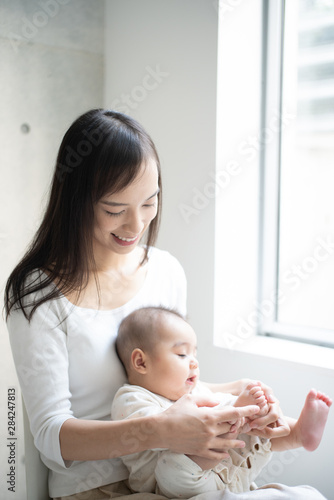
[165,386,194,402]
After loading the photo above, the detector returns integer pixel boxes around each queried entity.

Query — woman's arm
[59,416,160,461]
[60,395,260,462]
[203,378,253,396]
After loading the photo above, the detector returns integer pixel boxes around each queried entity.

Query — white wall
[105,2,334,499]
[105,0,217,358]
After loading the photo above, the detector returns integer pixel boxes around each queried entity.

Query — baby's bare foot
[234,382,269,418]
[297,389,332,451]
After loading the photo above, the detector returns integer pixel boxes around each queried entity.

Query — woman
[5,109,325,500]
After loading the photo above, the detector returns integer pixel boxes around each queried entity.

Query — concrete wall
[0,1,104,497]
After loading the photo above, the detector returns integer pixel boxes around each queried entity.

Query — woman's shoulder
[24,268,48,286]
[7,268,63,322]
[22,269,58,301]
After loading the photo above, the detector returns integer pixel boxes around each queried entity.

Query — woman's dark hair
[4,109,162,321]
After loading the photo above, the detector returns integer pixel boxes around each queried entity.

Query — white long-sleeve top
[7,247,187,498]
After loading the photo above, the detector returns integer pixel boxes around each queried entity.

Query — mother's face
[93,159,159,257]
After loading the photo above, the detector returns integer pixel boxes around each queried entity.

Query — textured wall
[0,1,104,497]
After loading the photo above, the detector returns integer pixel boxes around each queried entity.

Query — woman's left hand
[210,378,291,439]
[248,409,290,438]
[247,382,290,438]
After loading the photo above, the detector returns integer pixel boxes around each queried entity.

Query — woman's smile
[111,233,140,246]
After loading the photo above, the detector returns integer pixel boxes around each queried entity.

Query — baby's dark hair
[116,306,186,375]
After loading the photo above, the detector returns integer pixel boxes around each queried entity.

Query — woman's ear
[131,348,148,374]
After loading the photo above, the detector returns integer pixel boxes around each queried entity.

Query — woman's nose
[124,210,144,234]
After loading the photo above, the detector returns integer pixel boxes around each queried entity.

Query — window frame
[258,0,334,348]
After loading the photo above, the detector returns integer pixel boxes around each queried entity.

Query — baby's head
[116,307,199,401]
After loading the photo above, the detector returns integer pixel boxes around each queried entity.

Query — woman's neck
[72,246,148,310]
[92,245,144,275]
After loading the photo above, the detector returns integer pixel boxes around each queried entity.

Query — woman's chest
[68,265,148,310]
[65,313,127,415]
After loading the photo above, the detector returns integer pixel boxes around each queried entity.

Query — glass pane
[277,0,334,331]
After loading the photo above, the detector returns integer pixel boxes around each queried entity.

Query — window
[259,0,334,347]
[214,0,334,350]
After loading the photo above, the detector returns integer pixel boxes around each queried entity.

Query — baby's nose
[190,357,199,369]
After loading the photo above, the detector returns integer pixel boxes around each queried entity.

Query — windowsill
[217,334,334,373]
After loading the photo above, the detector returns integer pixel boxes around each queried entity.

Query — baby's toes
[249,386,264,398]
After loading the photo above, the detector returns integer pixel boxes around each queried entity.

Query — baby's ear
[131,348,147,374]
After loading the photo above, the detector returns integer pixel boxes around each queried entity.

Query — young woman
[5,109,326,500]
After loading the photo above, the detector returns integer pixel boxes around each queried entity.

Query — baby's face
[144,314,199,401]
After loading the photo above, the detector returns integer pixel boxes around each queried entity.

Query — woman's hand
[157,394,260,461]
[248,401,290,439]
[236,380,290,438]
[205,378,291,439]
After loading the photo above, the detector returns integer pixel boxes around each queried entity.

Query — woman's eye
[105,210,124,217]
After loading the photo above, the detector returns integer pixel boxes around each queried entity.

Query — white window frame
[258,0,334,348]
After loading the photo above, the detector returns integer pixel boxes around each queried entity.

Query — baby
[111,306,332,498]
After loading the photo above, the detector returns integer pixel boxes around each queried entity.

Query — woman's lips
[112,233,140,246]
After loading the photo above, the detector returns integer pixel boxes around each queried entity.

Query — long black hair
[4,109,162,321]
